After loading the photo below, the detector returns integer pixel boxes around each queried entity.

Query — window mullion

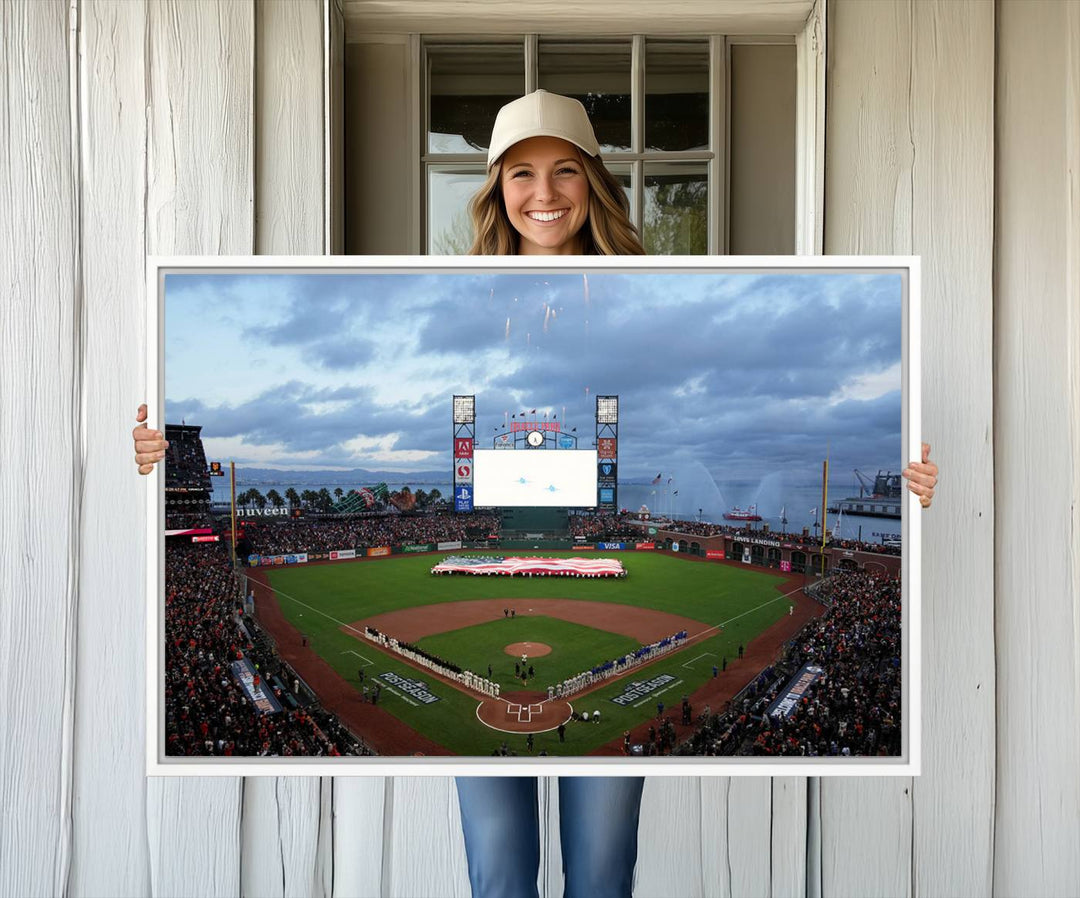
[709,35,726,255]
[525,34,537,93]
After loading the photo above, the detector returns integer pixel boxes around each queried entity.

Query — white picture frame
[146,254,920,777]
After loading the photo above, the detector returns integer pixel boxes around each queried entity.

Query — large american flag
[431,555,625,577]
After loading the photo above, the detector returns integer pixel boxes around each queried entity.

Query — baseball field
[254,551,799,756]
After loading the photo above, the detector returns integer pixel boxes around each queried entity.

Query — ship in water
[828,470,902,519]
[723,504,763,521]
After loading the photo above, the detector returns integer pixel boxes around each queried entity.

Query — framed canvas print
[146,256,920,776]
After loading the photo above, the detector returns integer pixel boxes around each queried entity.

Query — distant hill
[231,467,450,485]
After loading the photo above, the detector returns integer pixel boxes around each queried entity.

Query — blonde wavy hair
[468,150,645,256]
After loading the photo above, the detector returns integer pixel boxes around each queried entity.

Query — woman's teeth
[528,210,566,222]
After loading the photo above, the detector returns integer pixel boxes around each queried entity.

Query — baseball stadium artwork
[146,257,921,776]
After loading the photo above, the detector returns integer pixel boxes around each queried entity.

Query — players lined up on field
[240,513,501,556]
[164,540,374,757]
[672,569,901,757]
[547,630,690,700]
[363,626,502,700]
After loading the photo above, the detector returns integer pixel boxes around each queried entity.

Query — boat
[723,504,763,521]
[827,470,902,519]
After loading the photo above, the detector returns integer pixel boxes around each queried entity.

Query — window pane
[428,167,487,254]
[538,40,631,153]
[643,163,707,255]
[428,44,524,154]
[729,44,795,253]
[645,40,709,152]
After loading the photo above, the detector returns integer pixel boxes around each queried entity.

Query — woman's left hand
[903,442,938,509]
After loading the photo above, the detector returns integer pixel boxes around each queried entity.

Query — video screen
[473,449,597,507]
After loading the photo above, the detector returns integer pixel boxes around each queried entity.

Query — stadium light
[453,395,475,424]
[596,395,618,424]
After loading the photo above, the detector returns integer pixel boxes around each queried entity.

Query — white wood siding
[72,1,152,894]
[994,1,1080,894]
[825,2,997,897]
[0,2,78,895]
[1,2,1076,897]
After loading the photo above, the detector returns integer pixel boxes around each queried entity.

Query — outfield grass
[263,551,793,756]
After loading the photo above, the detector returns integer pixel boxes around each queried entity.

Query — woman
[132,90,939,898]
[454,91,649,898]
[466,90,644,257]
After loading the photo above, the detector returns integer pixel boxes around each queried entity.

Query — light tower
[452,395,475,513]
[595,395,618,510]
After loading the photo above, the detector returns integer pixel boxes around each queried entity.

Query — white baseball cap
[486,90,601,168]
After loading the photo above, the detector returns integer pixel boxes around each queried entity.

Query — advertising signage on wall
[454,485,473,512]
[235,506,293,518]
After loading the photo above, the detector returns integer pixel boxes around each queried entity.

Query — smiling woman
[500,137,591,254]
[466,90,645,256]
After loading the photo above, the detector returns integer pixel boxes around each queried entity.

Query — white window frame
[395,1,825,256]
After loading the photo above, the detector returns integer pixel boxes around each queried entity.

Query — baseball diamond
[245,549,825,755]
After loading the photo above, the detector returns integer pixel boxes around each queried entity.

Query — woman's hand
[133,403,168,475]
[902,442,938,508]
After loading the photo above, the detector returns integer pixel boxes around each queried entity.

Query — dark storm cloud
[427,270,906,483]
[302,336,376,371]
[470,272,900,410]
[167,269,905,478]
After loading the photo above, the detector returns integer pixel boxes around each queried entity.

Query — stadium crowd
[165,512,215,530]
[164,427,212,492]
[244,513,502,556]
[659,517,902,557]
[164,539,373,756]
[568,512,642,540]
[674,570,902,757]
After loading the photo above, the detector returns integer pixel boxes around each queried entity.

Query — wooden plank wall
[994,1,1080,894]
[1,2,1077,897]
[0,3,79,896]
[824,2,997,896]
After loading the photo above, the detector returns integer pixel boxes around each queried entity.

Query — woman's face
[499,136,590,255]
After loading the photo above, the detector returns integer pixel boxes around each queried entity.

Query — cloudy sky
[164,269,904,486]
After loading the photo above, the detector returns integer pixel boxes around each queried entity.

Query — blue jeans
[455,776,646,898]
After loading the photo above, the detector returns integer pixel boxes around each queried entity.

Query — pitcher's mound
[505,641,552,657]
